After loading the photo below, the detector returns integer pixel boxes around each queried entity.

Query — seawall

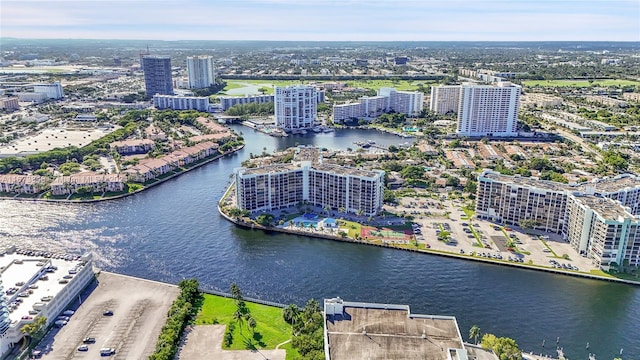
[217,190,640,288]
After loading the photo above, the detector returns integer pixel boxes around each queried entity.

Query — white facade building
[153,95,210,112]
[430,85,461,114]
[331,88,420,123]
[186,56,216,89]
[274,85,317,131]
[33,82,64,99]
[0,250,94,358]
[457,82,521,137]
[332,102,364,123]
[476,170,640,270]
[219,95,274,111]
[378,88,423,117]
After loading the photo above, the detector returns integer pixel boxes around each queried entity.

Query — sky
[1,0,639,42]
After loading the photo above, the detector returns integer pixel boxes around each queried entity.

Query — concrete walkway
[178,325,286,360]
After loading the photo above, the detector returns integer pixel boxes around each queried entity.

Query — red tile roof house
[188,133,234,143]
[124,158,174,183]
[110,139,155,155]
[0,174,48,194]
[50,173,126,195]
[196,116,228,133]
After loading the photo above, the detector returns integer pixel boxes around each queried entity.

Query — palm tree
[283,304,300,324]
[230,283,242,301]
[247,316,257,335]
[233,309,245,336]
[469,325,481,345]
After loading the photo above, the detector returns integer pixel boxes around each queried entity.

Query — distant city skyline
[1,0,638,41]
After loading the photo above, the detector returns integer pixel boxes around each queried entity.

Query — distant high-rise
[378,88,423,117]
[274,85,317,131]
[430,85,461,115]
[142,56,173,97]
[456,82,521,137]
[186,56,216,89]
[33,81,64,99]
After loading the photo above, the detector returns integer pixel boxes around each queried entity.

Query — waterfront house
[50,173,126,195]
[124,158,173,183]
[110,139,155,155]
[0,174,47,194]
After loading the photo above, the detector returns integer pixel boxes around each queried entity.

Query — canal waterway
[0,126,638,358]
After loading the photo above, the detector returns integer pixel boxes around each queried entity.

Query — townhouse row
[476,170,640,270]
[0,141,220,196]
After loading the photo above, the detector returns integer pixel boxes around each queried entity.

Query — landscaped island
[0,111,244,202]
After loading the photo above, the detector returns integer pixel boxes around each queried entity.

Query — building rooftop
[325,300,464,360]
[572,195,636,221]
[314,163,382,179]
[480,170,570,192]
[576,174,640,193]
[0,250,90,325]
[240,163,301,176]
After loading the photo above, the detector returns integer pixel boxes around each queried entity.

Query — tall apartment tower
[430,85,461,115]
[186,55,216,89]
[141,55,173,97]
[378,87,424,117]
[274,85,317,131]
[456,82,521,137]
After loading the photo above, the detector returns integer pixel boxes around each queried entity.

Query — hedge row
[149,279,200,360]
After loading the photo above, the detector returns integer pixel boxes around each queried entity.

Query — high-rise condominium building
[274,86,317,131]
[429,85,461,115]
[476,170,640,270]
[235,148,384,216]
[331,88,421,123]
[378,88,424,117]
[153,95,210,112]
[457,82,521,137]
[142,56,173,97]
[186,55,216,89]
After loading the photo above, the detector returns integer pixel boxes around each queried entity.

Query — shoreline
[217,187,640,288]
[0,144,244,204]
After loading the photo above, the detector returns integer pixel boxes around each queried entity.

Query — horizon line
[2,37,639,43]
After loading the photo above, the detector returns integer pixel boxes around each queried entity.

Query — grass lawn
[219,79,434,96]
[522,79,639,88]
[222,82,246,91]
[195,294,292,351]
[343,79,434,91]
[338,220,362,238]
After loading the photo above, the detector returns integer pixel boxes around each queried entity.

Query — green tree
[481,333,523,360]
[519,219,538,230]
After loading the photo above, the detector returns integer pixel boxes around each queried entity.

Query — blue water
[0,126,638,359]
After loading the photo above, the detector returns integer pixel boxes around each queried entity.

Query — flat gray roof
[572,195,636,221]
[326,306,463,360]
[480,171,569,192]
[0,251,88,324]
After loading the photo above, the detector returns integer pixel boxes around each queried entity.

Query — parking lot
[396,195,596,273]
[37,272,179,360]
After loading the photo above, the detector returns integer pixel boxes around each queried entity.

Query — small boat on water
[323,127,335,133]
